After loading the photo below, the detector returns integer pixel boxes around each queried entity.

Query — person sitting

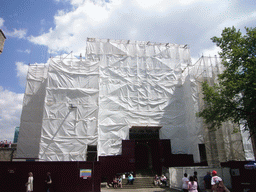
[113,176,118,189]
[153,175,160,186]
[118,176,122,188]
[160,175,167,186]
[126,173,134,185]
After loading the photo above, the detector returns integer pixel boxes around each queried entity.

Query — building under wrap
[16,38,254,170]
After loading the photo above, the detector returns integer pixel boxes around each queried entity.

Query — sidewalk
[101,187,181,192]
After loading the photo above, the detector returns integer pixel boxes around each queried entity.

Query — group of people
[25,172,52,192]
[182,172,198,192]
[0,140,11,148]
[182,170,229,192]
[111,172,135,189]
[153,174,167,186]
[112,175,123,189]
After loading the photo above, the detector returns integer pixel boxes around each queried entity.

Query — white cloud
[200,46,221,57]
[0,87,23,142]
[190,45,221,64]
[5,28,27,39]
[40,19,46,25]
[132,0,215,11]
[17,49,31,54]
[217,11,256,32]
[0,17,27,39]
[16,62,29,87]
[29,0,256,59]
[0,17,4,28]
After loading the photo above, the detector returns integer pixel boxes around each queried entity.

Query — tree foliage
[198,26,256,138]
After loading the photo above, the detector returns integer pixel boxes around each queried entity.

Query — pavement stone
[101,187,181,192]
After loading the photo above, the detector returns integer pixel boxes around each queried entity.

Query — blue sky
[0,0,256,142]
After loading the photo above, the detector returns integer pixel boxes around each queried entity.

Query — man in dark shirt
[203,172,212,192]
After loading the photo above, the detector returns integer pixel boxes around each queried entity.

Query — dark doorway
[135,141,151,170]
[129,126,163,175]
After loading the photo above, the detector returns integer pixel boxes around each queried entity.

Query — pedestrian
[182,173,189,192]
[203,172,212,192]
[188,176,198,192]
[211,170,229,192]
[25,172,33,192]
[45,172,52,192]
[193,171,200,191]
[193,171,198,182]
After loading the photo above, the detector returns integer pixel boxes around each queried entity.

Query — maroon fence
[0,161,101,192]
[221,161,256,191]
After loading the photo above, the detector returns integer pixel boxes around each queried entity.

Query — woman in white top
[26,172,33,192]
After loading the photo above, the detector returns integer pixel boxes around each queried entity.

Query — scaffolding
[184,56,254,167]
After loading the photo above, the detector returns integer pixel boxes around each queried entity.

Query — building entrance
[135,141,152,170]
[129,126,164,175]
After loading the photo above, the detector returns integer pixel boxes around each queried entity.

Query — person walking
[45,172,52,192]
[25,172,33,192]
[211,170,228,192]
[203,172,212,192]
[182,173,189,192]
[188,176,198,192]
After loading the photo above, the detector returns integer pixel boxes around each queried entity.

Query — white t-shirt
[211,176,222,185]
[182,177,189,189]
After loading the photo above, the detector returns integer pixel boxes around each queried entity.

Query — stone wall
[0,144,17,161]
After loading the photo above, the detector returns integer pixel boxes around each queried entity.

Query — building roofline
[0,29,6,39]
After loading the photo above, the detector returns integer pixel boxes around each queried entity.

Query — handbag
[216,181,229,192]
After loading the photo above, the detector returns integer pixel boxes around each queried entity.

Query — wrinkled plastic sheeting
[38,57,99,161]
[241,127,255,160]
[16,64,48,158]
[86,39,201,161]
[17,39,206,162]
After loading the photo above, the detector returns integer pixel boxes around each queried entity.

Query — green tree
[198,26,256,158]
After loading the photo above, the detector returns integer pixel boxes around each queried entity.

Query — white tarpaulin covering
[16,38,254,162]
[16,64,48,158]
[39,57,99,161]
[86,39,201,160]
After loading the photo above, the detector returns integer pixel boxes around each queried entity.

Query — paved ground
[101,187,181,192]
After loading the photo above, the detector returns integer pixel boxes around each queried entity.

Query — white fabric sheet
[16,39,254,162]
